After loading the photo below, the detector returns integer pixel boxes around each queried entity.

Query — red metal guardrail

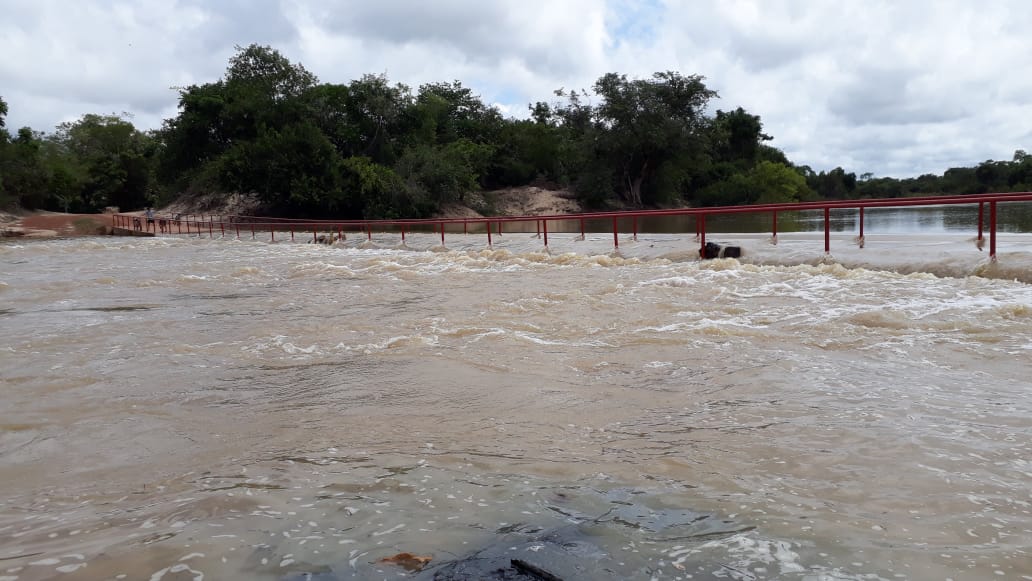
[113,191,1032,261]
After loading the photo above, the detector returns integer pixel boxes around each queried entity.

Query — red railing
[113,192,1032,261]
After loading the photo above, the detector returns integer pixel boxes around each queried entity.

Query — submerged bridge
[113,192,1032,261]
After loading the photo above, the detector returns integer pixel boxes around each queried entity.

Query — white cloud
[1,0,1030,177]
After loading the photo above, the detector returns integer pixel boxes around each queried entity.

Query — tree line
[1,45,1029,217]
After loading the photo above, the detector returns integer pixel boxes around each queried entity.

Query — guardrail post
[367,224,372,242]
[858,207,865,248]
[989,201,997,261]
[632,216,638,241]
[220,221,225,237]
[251,223,255,240]
[313,226,317,243]
[271,227,274,242]
[579,218,585,241]
[698,214,706,257]
[487,221,492,247]
[440,222,445,246]
[543,219,549,248]
[290,226,294,242]
[536,220,541,239]
[771,210,778,244]
[824,207,830,253]
[234,223,239,238]
[209,217,213,239]
[977,202,985,242]
[613,217,619,249]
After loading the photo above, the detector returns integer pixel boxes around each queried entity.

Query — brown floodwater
[1,232,1030,580]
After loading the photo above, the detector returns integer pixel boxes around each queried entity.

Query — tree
[975,160,1009,190]
[712,107,771,164]
[217,122,344,215]
[486,119,565,187]
[303,83,359,156]
[220,44,318,143]
[0,128,49,209]
[396,139,494,205]
[409,81,499,146]
[159,46,327,209]
[0,96,8,206]
[747,161,813,204]
[1009,150,1032,190]
[339,156,423,218]
[159,80,230,189]
[589,71,717,206]
[52,114,155,211]
[225,44,317,103]
[343,74,412,164]
[813,167,857,199]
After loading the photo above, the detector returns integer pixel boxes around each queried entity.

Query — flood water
[2,212,1031,580]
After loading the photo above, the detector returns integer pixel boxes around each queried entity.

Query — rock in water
[722,245,742,258]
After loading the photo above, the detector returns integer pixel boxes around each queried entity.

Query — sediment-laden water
[1,232,1030,580]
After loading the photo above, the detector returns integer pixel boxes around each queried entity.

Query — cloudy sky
[2,0,1030,178]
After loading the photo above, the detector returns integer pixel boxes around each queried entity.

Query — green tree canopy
[52,113,155,211]
[588,71,717,206]
[712,107,772,164]
[747,161,814,204]
[14,45,1020,218]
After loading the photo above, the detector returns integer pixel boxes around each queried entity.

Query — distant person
[145,207,155,231]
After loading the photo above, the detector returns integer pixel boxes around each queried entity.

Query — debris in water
[378,552,433,571]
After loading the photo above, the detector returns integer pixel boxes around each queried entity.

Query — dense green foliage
[1,105,157,211]
[1,46,1028,216]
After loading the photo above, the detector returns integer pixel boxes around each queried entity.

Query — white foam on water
[669,533,809,576]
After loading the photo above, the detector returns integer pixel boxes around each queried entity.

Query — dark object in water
[281,490,751,581]
[412,525,620,580]
[702,242,742,259]
[510,558,564,581]
[280,527,608,581]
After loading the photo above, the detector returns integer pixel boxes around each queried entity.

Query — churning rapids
[1,232,1031,581]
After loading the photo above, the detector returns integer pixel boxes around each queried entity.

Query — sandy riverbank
[1,212,113,238]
